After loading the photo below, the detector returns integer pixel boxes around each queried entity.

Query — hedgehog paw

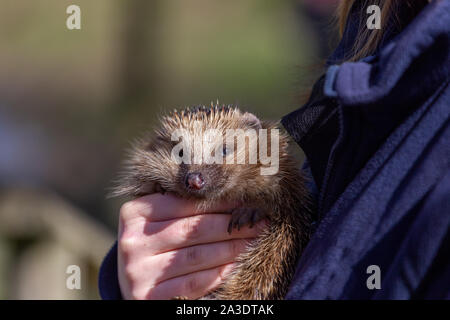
[227,207,266,234]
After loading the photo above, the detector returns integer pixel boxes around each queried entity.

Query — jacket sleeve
[98,241,123,300]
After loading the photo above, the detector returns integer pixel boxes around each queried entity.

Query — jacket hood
[330,0,450,106]
[282,1,450,213]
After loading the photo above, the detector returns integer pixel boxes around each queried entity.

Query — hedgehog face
[113,105,283,201]
[159,107,264,199]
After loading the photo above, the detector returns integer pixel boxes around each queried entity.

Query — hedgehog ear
[242,112,262,129]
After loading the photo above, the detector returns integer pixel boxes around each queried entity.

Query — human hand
[117,193,266,299]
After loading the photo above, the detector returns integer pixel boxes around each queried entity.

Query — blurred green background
[0,0,338,299]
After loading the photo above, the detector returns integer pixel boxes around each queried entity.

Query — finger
[150,239,250,283]
[120,193,238,222]
[144,214,266,254]
[146,263,235,300]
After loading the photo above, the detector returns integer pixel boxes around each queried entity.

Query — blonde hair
[336,0,430,61]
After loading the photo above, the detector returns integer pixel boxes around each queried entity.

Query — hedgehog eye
[222,146,231,156]
[179,149,183,157]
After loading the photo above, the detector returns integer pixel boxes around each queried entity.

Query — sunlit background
[0,0,338,299]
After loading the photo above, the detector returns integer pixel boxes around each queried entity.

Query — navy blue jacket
[98,0,450,299]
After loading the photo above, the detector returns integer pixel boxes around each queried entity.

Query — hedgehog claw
[227,207,266,234]
[154,183,166,195]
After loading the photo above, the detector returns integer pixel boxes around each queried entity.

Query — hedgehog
[111,103,313,299]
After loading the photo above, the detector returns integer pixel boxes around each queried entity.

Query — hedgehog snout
[185,172,205,190]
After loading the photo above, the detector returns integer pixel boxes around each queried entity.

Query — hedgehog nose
[186,172,205,190]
